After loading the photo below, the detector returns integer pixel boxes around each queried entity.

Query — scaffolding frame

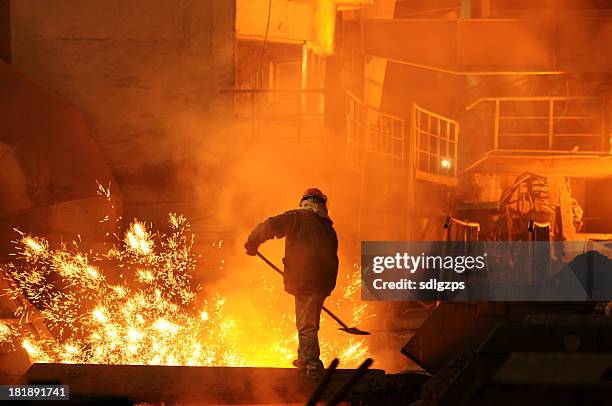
[220,88,329,142]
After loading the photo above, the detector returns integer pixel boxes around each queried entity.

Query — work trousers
[295,294,326,371]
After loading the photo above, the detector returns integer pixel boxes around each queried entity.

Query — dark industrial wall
[0,0,9,63]
[9,0,235,224]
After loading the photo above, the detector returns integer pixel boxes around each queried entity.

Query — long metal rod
[255,251,370,336]
[256,252,351,329]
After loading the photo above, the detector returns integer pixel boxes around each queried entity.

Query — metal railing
[413,104,459,185]
[346,90,405,166]
[443,217,480,241]
[466,96,608,154]
[220,88,328,141]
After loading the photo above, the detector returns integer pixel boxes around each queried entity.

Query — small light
[441,158,452,169]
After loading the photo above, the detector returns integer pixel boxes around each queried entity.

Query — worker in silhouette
[245,188,339,381]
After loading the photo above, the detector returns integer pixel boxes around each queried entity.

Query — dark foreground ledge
[14,363,428,405]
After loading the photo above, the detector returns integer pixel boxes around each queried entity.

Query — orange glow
[3,215,369,368]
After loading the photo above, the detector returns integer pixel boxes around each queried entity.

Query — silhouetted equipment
[423,315,612,406]
[0,61,121,258]
[527,219,550,237]
[527,220,552,284]
[401,302,595,374]
[499,172,555,241]
[551,249,612,301]
[443,217,480,241]
[440,217,484,301]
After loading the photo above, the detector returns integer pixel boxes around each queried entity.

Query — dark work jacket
[246,209,339,296]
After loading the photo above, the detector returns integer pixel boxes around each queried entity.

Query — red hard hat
[301,188,327,203]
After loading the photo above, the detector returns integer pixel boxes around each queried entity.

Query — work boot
[292,359,306,370]
[305,367,324,382]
